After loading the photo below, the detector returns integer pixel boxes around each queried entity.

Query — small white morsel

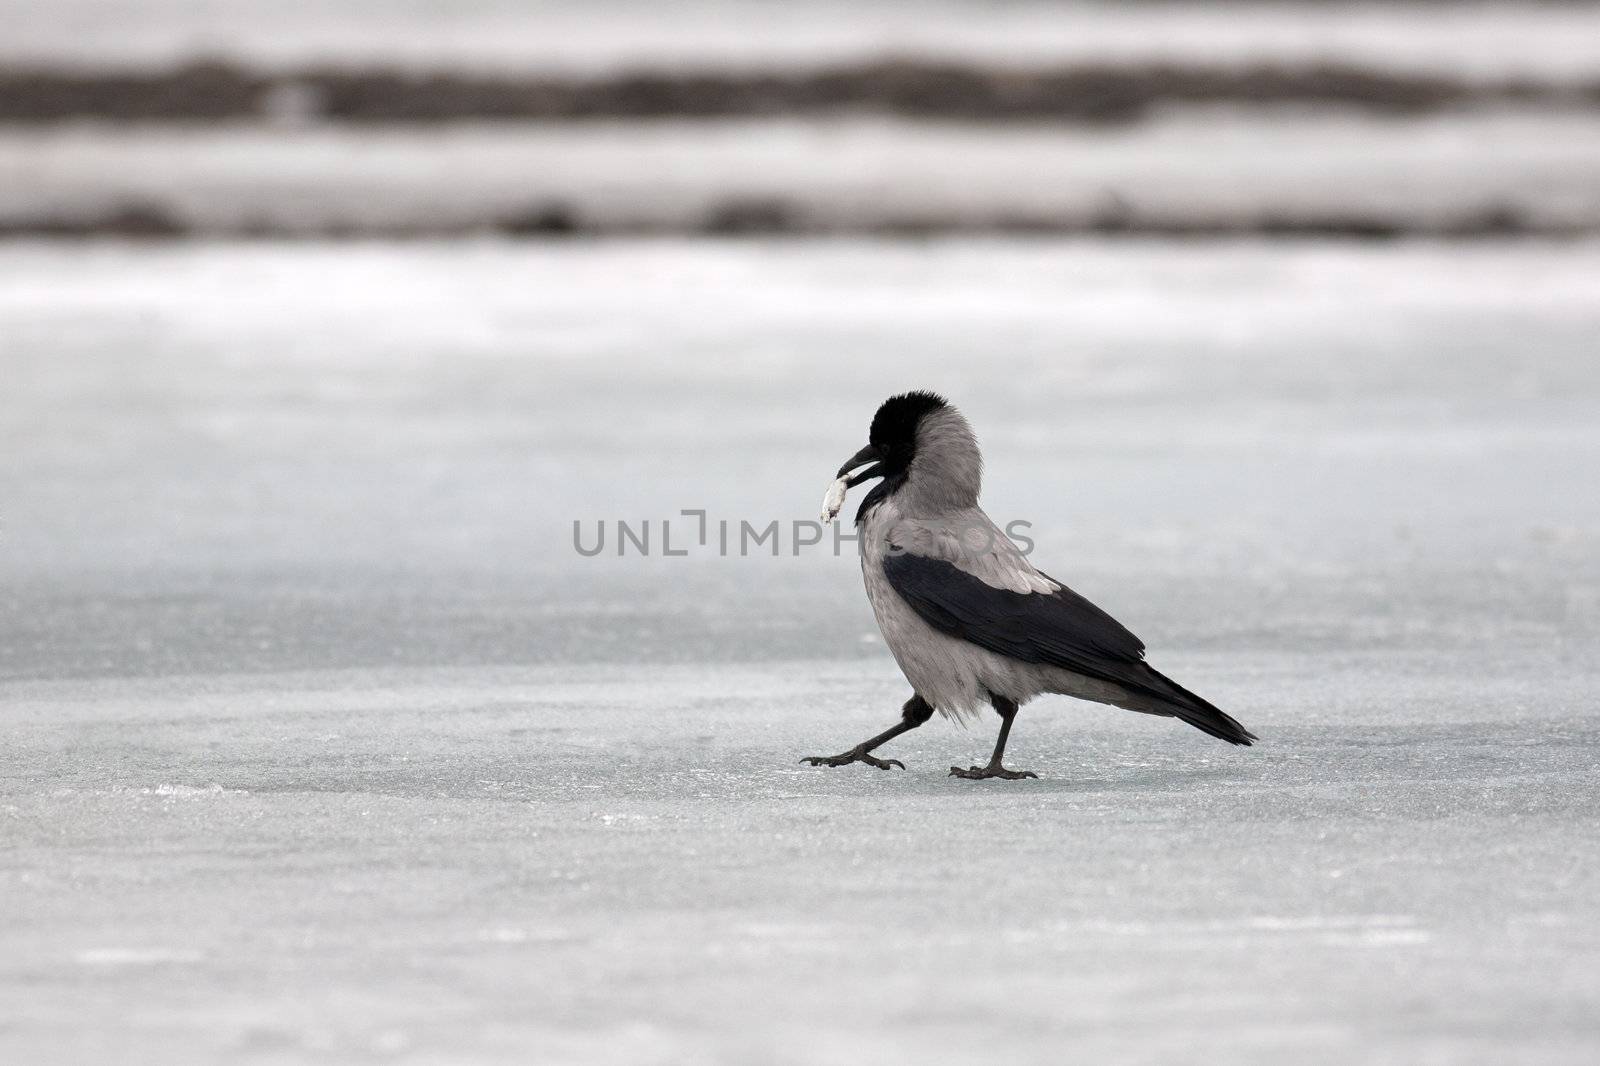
[821,476,850,523]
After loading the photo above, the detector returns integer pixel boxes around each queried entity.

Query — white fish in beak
[821,476,850,523]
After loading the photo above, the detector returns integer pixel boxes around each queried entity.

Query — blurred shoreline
[3,59,1596,123]
[0,202,1585,241]
[2,3,1597,242]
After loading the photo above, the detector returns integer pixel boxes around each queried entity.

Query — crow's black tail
[1140,666,1258,746]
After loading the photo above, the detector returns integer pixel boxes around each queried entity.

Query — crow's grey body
[861,493,1151,721]
[804,391,1254,778]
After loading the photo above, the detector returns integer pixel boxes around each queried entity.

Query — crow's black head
[831,390,964,524]
[867,390,948,472]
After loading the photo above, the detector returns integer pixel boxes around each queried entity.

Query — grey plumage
[804,391,1254,779]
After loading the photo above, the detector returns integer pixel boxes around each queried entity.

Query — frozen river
[3,239,1599,1062]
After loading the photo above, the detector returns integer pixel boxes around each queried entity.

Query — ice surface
[2,239,1600,1062]
[5,660,1600,1063]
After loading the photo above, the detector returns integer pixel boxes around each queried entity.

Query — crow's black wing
[882,552,1256,745]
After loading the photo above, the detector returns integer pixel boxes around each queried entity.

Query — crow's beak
[837,444,884,487]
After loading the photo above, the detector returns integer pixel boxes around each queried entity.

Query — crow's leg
[950,695,1038,780]
[801,695,933,771]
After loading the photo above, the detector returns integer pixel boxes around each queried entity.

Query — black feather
[868,390,947,453]
[882,553,1257,745]
[854,390,948,525]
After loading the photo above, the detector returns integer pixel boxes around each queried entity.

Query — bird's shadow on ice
[933,766,1246,795]
[783,762,1252,796]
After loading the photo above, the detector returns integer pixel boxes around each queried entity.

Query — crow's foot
[948,764,1038,780]
[800,748,904,771]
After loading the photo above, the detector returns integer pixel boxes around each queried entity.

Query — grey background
[3,3,1599,1064]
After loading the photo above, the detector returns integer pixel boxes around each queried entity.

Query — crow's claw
[948,764,1038,781]
[800,750,905,771]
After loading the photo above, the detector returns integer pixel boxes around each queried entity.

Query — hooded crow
[804,391,1256,780]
